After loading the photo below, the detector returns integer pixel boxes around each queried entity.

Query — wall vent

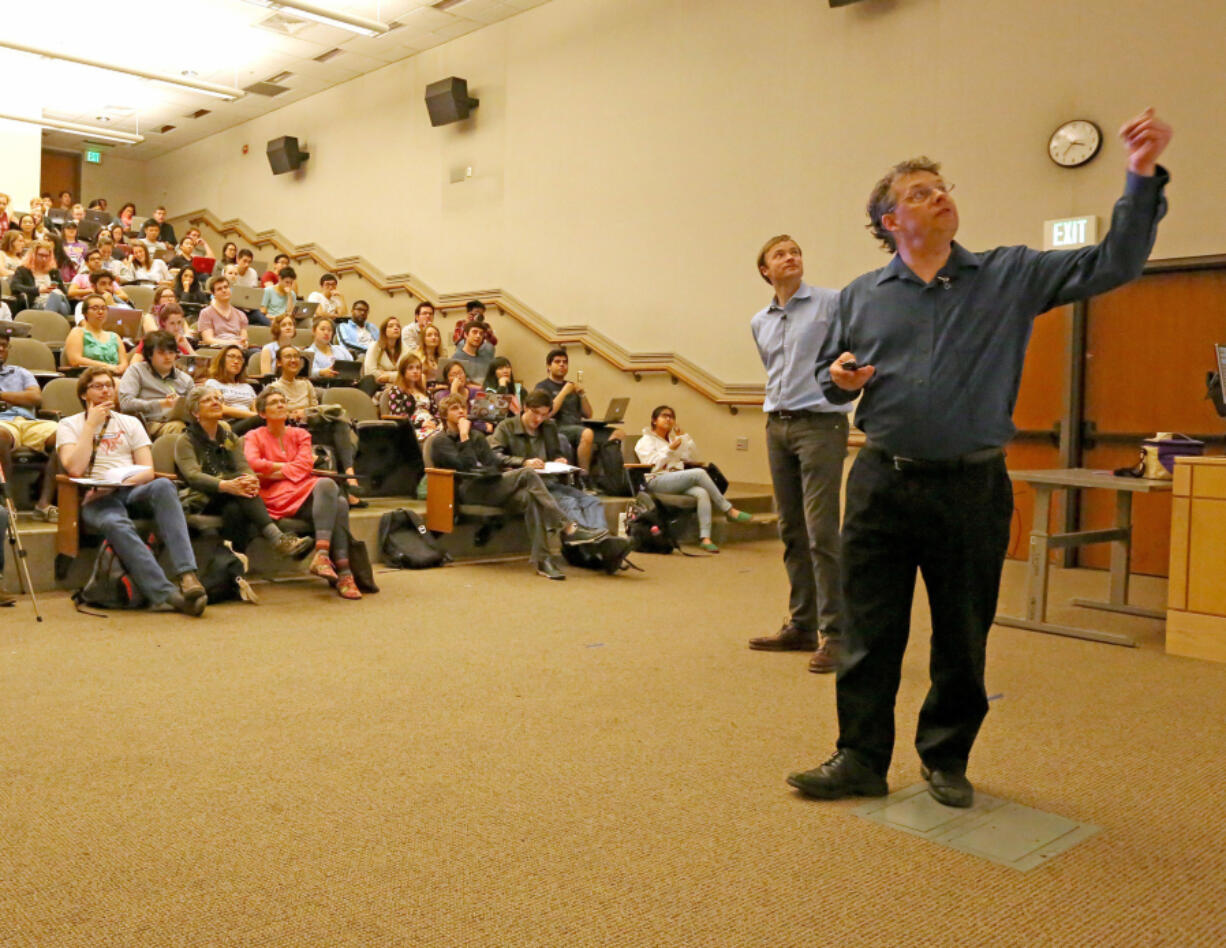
[187,109,212,119]
[313,48,344,63]
[244,81,290,97]
[156,125,176,134]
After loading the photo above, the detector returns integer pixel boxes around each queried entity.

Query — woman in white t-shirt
[203,344,260,434]
[128,242,170,285]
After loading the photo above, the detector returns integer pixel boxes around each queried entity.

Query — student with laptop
[231,248,260,288]
[118,331,194,438]
[64,294,130,372]
[307,272,348,319]
[71,271,135,324]
[304,317,354,379]
[260,266,298,323]
[197,276,250,350]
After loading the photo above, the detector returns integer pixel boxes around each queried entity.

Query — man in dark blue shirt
[788,108,1172,808]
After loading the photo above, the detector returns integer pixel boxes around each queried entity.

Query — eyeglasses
[896,181,955,206]
[86,381,115,391]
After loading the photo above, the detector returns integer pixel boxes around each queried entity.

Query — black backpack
[624,493,679,554]
[590,437,632,497]
[378,508,451,569]
[561,534,637,574]
[73,539,150,611]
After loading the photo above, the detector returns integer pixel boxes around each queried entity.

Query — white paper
[71,464,152,487]
[540,461,581,474]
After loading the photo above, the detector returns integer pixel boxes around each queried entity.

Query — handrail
[183,209,766,407]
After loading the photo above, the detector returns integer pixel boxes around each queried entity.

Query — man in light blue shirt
[337,299,376,358]
[748,235,852,673]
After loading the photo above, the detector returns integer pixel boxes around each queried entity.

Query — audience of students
[430,393,606,580]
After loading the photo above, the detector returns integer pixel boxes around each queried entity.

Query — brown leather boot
[749,623,817,651]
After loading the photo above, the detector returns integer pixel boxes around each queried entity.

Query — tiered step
[2,484,776,594]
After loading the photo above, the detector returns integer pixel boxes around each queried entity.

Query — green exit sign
[84,149,102,164]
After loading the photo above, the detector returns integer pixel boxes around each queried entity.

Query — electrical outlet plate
[736,437,749,451]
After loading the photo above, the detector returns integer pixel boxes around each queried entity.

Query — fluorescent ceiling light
[0,39,242,101]
[0,112,143,144]
[245,0,390,37]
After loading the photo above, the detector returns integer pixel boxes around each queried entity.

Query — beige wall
[80,155,152,214]
[89,0,1224,479]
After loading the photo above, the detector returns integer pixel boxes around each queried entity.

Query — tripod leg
[0,483,43,622]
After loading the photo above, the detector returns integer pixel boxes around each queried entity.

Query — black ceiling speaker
[425,77,479,127]
[267,136,309,175]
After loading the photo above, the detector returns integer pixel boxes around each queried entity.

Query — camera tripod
[0,461,42,621]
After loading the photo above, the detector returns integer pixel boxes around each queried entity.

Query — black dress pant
[200,493,274,552]
[835,448,1013,776]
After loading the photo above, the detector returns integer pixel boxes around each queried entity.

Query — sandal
[308,550,338,582]
[700,540,720,553]
[32,505,58,522]
[725,509,752,523]
[336,574,362,600]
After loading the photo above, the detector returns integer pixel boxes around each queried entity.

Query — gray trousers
[460,468,570,564]
[766,412,848,640]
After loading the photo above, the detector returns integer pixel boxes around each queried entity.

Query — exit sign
[84,148,102,164]
[1043,215,1098,250]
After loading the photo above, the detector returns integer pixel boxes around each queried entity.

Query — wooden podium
[1167,456,1226,663]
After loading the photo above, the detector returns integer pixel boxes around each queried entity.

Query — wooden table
[994,468,1172,648]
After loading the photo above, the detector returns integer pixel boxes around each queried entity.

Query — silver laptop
[103,307,143,340]
[0,321,31,338]
[582,397,630,427]
[291,301,319,322]
[230,285,265,309]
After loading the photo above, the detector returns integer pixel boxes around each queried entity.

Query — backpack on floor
[73,539,151,611]
[198,541,249,604]
[561,534,637,574]
[378,508,451,569]
[623,492,678,554]
[590,437,632,497]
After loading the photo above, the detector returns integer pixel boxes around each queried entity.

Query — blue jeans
[547,482,605,531]
[647,467,731,538]
[37,291,72,317]
[80,478,197,605]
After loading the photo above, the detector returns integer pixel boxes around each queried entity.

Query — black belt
[768,409,845,421]
[865,443,1003,473]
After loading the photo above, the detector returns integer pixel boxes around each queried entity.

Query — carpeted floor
[2,542,1224,947]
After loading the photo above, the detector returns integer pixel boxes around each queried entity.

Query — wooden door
[1080,267,1226,575]
[1005,305,1069,559]
[40,150,80,204]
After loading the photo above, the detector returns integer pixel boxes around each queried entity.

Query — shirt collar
[767,281,813,312]
[875,242,981,286]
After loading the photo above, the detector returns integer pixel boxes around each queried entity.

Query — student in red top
[260,253,291,287]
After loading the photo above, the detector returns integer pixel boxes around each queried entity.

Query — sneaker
[535,557,566,580]
[725,509,752,523]
[563,524,608,546]
[786,750,888,800]
[273,532,314,558]
[308,550,338,582]
[336,574,363,600]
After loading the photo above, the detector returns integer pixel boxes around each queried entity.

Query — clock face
[1049,119,1103,168]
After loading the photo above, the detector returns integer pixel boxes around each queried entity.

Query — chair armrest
[55,474,81,559]
[37,409,62,421]
[424,466,456,533]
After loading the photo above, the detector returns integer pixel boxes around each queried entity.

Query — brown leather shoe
[178,571,207,604]
[749,623,817,651]
[808,637,840,674]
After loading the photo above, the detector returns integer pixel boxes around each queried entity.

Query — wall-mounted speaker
[267,136,309,175]
[425,77,479,127]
